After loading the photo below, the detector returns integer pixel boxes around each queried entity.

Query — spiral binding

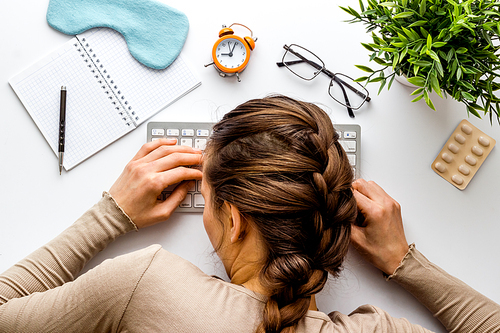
[73,37,138,126]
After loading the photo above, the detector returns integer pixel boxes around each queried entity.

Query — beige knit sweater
[0,193,499,332]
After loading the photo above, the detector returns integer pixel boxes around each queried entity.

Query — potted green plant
[341,0,500,122]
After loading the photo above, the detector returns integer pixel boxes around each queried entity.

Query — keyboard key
[180,138,193,147]
[197,129,210,137]
[347,154,356,166]
[195,139,207,150]
[180,194,192,208]
[339,140,356,153]
[151,128,165,136]
[194,194,205,208]
[167,129,180,136]
[344,131,357,139]
[182,129,195,136]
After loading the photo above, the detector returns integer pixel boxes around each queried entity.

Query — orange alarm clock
[205,23,257,82]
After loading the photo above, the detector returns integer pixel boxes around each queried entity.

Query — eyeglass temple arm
[334,79,355,118]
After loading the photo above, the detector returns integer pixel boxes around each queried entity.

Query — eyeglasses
[277,44,370,118]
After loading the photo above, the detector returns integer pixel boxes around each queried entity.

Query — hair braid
[204,95,358,333]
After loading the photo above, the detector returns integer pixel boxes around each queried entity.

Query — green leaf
[420,45,428,56]
[446,49,454,62]
[424,90,436,110]
[456,67,462,80]
[419,0,427,16]
[355,65,375,72]
[369,77,385,83]
[430,73,443,97]
[354,76,369,82]
[411,87,424,95]
[467,105,481,118]
[407,76,426,87]
[402,27,415,41]
[397,32,409,44]
[391,42,406,47]
[420,27,429,38]
[400,47,408,61]
[483,10,500,16]
[426,34,432,50]
[407,20,428,28]
[379,2,396,8]
[378,79,387,95]
[394,11,414,19]
[461,91,476,102]
[435,61,444,77]
[468,103,484,112]
[381,47,398,52]
[392,52,400,67]
[456,47,468,54]
[429,50,440,62]
[373,57,387,65]
[358,0,365,11]
[361,43,375,52]
[410,60,433,67]
[432,42,447,48]
[387,74,396,90]
[459,81,475,90]
[411,94,425,102]
[407,49,419,57]
[339,6,357,17]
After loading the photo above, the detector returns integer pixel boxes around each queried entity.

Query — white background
[1,1,499,332]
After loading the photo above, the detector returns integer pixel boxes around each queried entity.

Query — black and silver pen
[59,86,66,175]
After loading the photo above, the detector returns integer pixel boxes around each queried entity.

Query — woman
[0,96,498,332]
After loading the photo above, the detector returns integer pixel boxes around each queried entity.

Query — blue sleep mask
[46,0,189,69]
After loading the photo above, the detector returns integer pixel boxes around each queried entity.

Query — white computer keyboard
[147,122,361,213]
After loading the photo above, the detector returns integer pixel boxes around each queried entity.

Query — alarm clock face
[214,37,250,72]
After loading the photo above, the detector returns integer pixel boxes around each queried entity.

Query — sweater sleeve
[0,192,137,304]
[389,244,500,333]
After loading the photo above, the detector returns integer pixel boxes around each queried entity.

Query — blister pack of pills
[432,119,496,190]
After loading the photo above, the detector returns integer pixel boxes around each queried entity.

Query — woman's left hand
[109,139,203,228]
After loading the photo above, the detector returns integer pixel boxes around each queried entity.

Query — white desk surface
[1,1,499,331]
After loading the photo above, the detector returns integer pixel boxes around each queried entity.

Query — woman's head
[203,95,357,333]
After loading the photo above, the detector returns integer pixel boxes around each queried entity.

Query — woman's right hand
[109,139,203,229]
[351,179,410,276]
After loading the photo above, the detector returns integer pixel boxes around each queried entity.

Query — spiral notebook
[9,28,201,171]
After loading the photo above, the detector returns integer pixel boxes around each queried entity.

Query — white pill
[455,134,466,144]
[452,175,464,185]
[461,124,473,135]
[472,145,484,156]
[465,155,477,166]
[478,136,490,147]
[435,162,447,173]
[441,152,453,163]
[458,165,470,175]
[448,143,460,154]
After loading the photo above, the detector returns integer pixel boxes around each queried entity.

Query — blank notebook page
[10,37,132,169]
[80,28,200,125]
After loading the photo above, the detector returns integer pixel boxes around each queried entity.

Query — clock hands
[221,41,237,56]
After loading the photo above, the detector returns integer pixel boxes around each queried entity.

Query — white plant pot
[394,73,418,88]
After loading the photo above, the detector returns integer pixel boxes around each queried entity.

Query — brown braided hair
[204,95,357,333]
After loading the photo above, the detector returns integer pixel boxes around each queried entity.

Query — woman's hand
[351,179,409,276]
[109,139,203,229]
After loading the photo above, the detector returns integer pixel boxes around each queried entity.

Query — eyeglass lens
[329,74,367,110]
[282,45,324,80]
